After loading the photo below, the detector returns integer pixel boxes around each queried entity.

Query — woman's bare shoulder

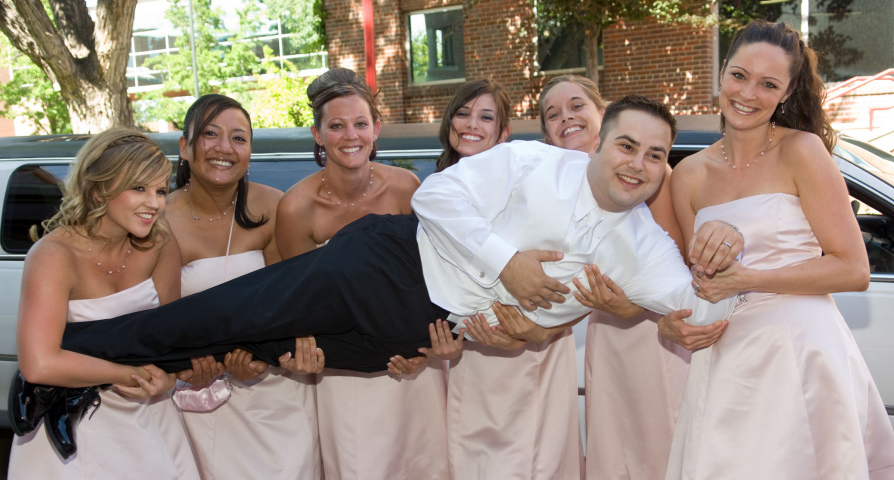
[277,175,319,217]
[672,146,714,183]
[25,229,79,275]
[777,128,829,166]
[378,163,421,191]
[247,180,284,211]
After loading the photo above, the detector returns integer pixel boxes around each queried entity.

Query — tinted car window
[850,192,894,274]
[1,164,70,254]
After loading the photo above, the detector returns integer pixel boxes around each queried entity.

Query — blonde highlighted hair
[34,127,172,249]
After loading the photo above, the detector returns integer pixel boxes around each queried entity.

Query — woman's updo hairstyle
[307,68,382,166]
[723,20,835,153]
[177,93,266,229]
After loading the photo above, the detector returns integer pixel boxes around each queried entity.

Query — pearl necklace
[321,164,375,207]
[720,122,775,169]
[86,242,133,276]
[184,183,236,223]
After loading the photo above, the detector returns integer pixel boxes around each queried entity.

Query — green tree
[242,53,314,128]
[0,39,71,134]
[410,31,429,83]
[135,0,322,129]
[0,0,137,132]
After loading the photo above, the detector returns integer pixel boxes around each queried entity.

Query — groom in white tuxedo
[413,95,736,335]
[60,96,736,373]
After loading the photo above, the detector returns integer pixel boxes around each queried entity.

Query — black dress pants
[61,214,450,373]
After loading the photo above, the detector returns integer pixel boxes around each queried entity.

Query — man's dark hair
[598,95,676,149]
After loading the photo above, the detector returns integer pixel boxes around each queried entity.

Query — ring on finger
[721,240,733,248]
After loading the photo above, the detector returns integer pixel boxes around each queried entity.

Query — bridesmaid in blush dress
[275,68,455,480]
[8,129,199,479]
[538,75,728,480]
[434,79,585,480]
[166,94,322,479]
[666,21,894,479]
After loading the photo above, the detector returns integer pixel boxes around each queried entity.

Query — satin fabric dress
[179,250,321,480]
[585,310,690,479]
[315,362,450,480]
[666,193,894,480]
[311,236,449,480]
[8,278,200,480]
[447,328,582,480]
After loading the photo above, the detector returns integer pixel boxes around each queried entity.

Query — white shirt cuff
[474,234,517,287]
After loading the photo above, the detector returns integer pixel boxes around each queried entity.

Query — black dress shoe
[44,386,102,460]
[8,371,62,436]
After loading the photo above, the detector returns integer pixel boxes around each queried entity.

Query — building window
[408,7,465,84]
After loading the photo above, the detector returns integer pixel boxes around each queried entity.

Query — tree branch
[4,0,77,80]
[0,0,47,73]
[93,0,136,89]
[51,0,96,60]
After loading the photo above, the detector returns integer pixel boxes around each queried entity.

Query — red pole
[362,0,377,91]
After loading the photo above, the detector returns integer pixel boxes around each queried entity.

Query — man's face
[588,109,672,212]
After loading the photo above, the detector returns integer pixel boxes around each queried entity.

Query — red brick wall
[602,19,716,114]
[325,1,718,123]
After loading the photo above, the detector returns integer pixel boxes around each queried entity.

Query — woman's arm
[253,182,284,265]
[696,132,869,298]
[647,164,685,252]
[153,233,182,305]
[18,241,149,388]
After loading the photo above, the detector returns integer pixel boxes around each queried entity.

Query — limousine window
[1,164,70,254]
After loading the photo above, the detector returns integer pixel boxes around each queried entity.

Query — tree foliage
[0,0,137,132]
[134,0,318,130]
[0,38,71,134]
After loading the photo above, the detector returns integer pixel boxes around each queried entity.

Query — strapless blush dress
[446,329,582,480]
[8,278,200,479]
[666,194,894,480]
[179,250,321,479]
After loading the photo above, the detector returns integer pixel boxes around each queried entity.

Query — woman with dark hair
[434,79,584,479]
[435,78,511,172]
[666,21,894,478]
[9,128,199,478]
[166,94,322,479]
[276,68,453,480]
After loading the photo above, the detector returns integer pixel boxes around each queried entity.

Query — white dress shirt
[412,140,734,327]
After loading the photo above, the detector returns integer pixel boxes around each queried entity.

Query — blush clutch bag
[172,376,232,412]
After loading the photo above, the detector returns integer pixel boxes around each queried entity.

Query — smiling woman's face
[720,41,792,132]
[448,93,507,158]
[541,81,603,154]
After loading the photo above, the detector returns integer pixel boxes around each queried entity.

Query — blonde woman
[9,128,199,479]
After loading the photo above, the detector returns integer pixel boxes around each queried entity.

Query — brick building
[324,0,718,124]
